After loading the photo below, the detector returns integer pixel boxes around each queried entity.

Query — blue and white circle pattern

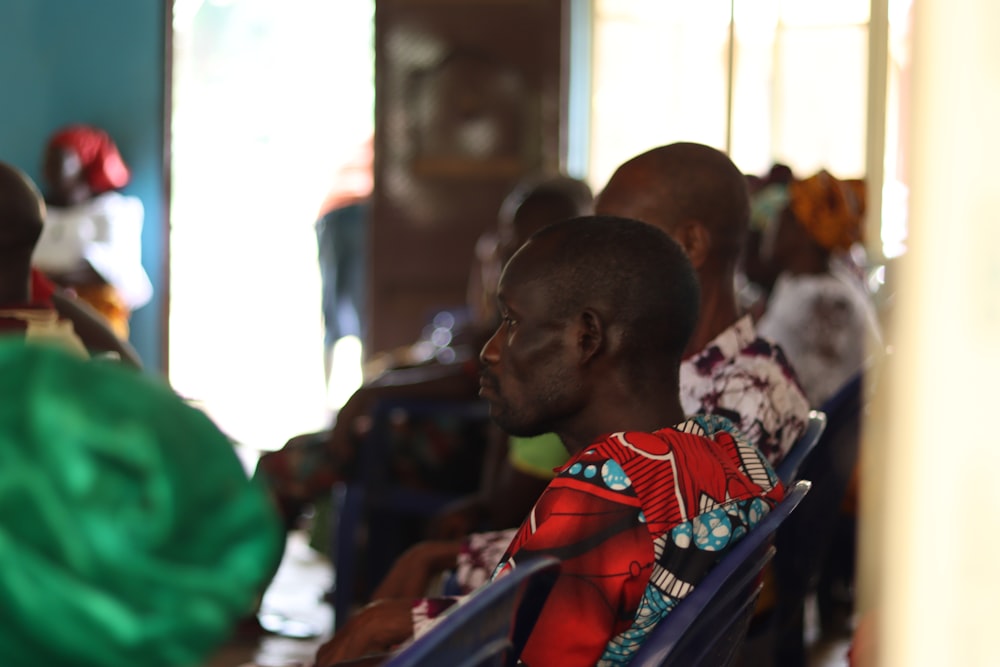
[601,460,632,491]
[692,507,734,551]
[671,522,693,548]
[565,457,634,493]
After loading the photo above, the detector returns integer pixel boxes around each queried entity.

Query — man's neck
[0,264,34,306]
[684,272,740,358]
[557,391,686,456]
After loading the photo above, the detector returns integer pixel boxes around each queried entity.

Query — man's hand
[371,540,463,600]
[426,496,487,540]
[313,598,415,666]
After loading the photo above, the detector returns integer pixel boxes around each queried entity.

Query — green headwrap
[0,340,283,667]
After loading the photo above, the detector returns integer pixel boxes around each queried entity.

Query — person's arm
[51,290,142,368]
[370,539,463,600]
[321,655,390,667]
[502,484,652,667]
[313,598,416,666]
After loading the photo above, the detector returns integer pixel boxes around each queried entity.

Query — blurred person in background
[32,124,152,339]
[755,169,882,406]
[316,137,373,409]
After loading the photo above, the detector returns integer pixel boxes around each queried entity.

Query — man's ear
[675,220,712,269]
[577,308,607,365]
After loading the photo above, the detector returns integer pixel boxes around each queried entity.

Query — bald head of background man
[0,163,46,304]
[595,142,751,355]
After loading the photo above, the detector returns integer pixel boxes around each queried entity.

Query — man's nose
[480,327,501,366]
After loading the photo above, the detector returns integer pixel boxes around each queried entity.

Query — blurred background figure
[754,169,881,406]
[316,137,373,411]
[0,160,140,366]
[32,124,152,339]
[0,339,282,667]
[739,162,794,317]
[466,173,594,329]
[0,162,86,356]
[747,168,883,647]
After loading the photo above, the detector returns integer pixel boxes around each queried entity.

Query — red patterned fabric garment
[490,414,783,666]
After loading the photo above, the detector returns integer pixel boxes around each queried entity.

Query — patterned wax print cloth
[415,415,784,667]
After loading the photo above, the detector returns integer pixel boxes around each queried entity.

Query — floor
[805,599,854,667]
[204,526,854,667]
[203,530,334,667]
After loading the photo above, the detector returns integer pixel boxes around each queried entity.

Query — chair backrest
[775,410,827,485]
[774,372,864,603]
[767,372,865,665]
[629,480,812,667]
[383,556,560,667]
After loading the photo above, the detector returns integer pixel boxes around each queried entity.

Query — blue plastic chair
[382,556,560,667]
[629,480,812,667]
[331,398,492,629]
[775,410,827,485]
[767,372,865,666]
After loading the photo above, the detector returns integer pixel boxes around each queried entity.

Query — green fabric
[0,340,283,667]
[507,432,570,480]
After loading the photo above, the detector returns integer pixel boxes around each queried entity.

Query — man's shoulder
[571,419,781,533]
[586,417,772,486]
[584,420,728,463]
[735,334,802,380]
[685,316,791,376]
[683,326,805,398]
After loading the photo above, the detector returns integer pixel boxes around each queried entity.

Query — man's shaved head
[0,162,45,252]
[595,142,750,265]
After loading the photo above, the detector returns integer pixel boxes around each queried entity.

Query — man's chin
[491,415,548,439]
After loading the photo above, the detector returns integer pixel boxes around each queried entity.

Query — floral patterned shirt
[679,314,810,465]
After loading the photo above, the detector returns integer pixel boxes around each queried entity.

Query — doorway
[169,0,374,455]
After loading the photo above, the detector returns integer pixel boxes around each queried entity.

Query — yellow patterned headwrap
[788,170,864,251]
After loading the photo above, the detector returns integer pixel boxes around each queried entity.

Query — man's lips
[479,373,498,398]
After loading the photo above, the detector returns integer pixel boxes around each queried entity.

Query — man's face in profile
[478,238,582,437]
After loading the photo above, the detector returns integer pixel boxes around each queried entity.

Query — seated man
[379,142,811,596]
[313,215,785,666]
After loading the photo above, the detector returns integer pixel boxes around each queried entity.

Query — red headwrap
[47,125,131,194]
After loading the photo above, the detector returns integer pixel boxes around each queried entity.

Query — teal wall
[0,0,167,371]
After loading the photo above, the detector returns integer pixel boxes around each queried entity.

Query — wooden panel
[368,0,567,354]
